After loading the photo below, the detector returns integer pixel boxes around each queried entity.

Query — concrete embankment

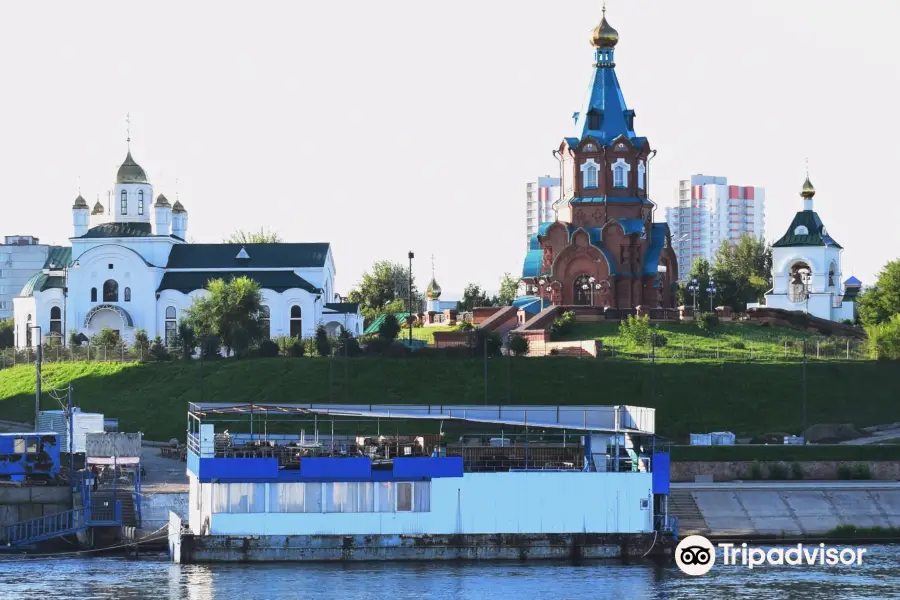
[670,481,900,540]
[0,485,71,542]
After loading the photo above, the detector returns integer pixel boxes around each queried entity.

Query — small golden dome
[590,6,619,48]
[800,175,815,199]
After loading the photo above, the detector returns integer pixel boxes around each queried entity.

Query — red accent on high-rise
[744,187,755,201]
[728,185,740,199]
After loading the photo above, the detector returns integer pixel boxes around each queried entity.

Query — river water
[1,545,898,599]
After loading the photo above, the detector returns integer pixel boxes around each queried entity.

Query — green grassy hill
[1,357,895,443]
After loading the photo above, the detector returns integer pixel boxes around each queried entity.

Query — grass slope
[1,357,896,444]
[554,321,865,360]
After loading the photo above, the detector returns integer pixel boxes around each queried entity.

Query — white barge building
[167,402,676,563]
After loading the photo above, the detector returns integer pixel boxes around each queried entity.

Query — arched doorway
[788,262,811,304]
[573,274,592,305]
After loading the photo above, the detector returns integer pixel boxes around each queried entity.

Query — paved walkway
[141,442,188,493]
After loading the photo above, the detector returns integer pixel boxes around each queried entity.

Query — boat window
[26,438,37,453]
[396,482,413,512]
[13,438,25,454]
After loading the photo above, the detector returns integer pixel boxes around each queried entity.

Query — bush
[790,462,804,480]
[865,314,900,360]
[651,330,668,348]
[274,336,302,357]
[852,463,872,480]
[379,314,401,342]
[471,329,503,357]
[455,320,474,332]
[731,341,746,350]
[619,314,650,346]
[200,335,222,360]
[508,334,529,357]
[149,336,170,361]
[0,318,13,350]
[92,327,120,348]
[336,330,362,357]
[748,460,764,480]
[314,325,331,357]
[840,319,854,326]
[767,462,789,480]
[257,339,279,358]
[696,312,719,332]
[132,329,151,358]
[177,322,196,361]
[303,336,319,357]
[550,311,576,339]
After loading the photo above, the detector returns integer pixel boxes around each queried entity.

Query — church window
[794,225,809,235]
[613,164,626,188]
[580,159,599,189]
[583,143,597,152]
[290,305,303,338]
[103,279,119,302]
[587,109,601,130]
[120,191,127,215]
[26,314,32,347]
[165,307,177,347]
[259,305,271,340]
[124,287,131,302]
[788,262,812,304]
[138,190,144,216]
[90,287,97,302]
[637,161,646,190]
[49,306,62,336]
[828,262,836,288]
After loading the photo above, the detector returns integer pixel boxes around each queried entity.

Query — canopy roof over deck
[187,403,656,435]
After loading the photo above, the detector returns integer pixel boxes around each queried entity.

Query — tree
[457,283,498,312]
[91,327,120,348]
[177,321,196,361]
[378,313,401,342]
[678,257,712,309]
[858,259,900,327]
[866,314,900,360]
[185,276,263,357]
[498,273,519,306]
[149,336,170,361]
[348,260,423,325]
[0,318,13,350]
[710,235,773,310]
[224,227,282,244]
[132,328,151,357]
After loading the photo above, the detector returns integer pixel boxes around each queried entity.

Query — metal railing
[89,500,122,525]
[5,508,87,546]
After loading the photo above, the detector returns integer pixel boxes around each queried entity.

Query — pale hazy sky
[2,1,898,296]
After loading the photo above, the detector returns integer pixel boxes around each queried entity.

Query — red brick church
[520,8,678,309]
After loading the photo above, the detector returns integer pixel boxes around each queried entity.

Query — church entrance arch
[83,304,134,339]
[788,262,812,304]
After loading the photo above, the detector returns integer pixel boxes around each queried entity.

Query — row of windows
[211,481,431,515]
[120,190,145,216]
[579,160,643,190]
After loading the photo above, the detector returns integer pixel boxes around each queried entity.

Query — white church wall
[273,289,319,339]
[12,296,36,347]
[113,182,153,225]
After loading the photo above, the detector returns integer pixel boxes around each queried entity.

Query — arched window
[583,143,598,152]
[124,287,131,302]
[788,262,812,304]
[26,314,32,347]
[49,306,62,335]
[290,305,302,338]
[613,164,626,188]
[587,109,601,130]
[103,280,119,302]
[138,190,144,216]
[828,262,836,288]
[794,225,809,235]
[165,307,177,347]
[637,160,646,190]
[120,190,127,215]
[259,305,271,340]
[90,287,97,302]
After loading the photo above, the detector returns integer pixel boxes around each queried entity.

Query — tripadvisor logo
[675,535,868,576]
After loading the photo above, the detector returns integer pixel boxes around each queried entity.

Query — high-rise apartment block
[666,175,765,280]
[0,235,52,319]
[525,176,559,246]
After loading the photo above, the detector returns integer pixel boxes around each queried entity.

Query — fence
[0,344,152,369]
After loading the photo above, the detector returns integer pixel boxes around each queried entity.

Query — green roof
[157,271,320,294]
[78,222,155,238]
[324,302,360,314]
[772,210,842,249]
[44,246,72,269]
[363,313,411,335]
[165,243,330,269]
[19,273,65,297]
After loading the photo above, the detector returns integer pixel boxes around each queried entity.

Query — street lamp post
[538,278,547,311]
[706,284,717,312]
[588,276,596,306]
[687,278,699,312]
[407,251,414,347]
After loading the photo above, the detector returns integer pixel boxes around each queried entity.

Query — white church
[13,148,362,348]
[757,173,860,322]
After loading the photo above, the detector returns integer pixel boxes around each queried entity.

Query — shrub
[335,329,362,357]
[455,320,474,332]
[790,462,804,480]
[731,341,746,350]
[303,337,319,357]
[748,460,764,480]
[257,339,279,358]
[651,330,668,348]
[619,314,650,346]
[92,327,120,348]
[177,322,196,361]
[508,334,529,357]
[379,314,401,342]
[767,462,789,480]
[852,463,872,480]
[314,325,331,357]
[200,335,222,359]
[840,319,854,326]
[471,329,503,357]
[149,336,170,361]
[132,329,151,358]
[865,314,900,360]
[696,312,719,332]
[550,311,576,339]
[0,318,13,350]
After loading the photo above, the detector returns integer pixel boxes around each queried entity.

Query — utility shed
[36,409,105,454]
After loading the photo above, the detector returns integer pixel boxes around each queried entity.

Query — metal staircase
[6,508,88,546]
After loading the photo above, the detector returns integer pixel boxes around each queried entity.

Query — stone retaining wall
[672,460,900,482]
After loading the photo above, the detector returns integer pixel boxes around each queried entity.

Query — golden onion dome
[800,175,815,199]
[91,200,105,215]
[425,277,442,300]
[590,6,619,48]
[72,195,89,210]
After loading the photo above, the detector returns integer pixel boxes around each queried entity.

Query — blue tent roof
[572,55,636,145]
[512,296,543,315]
[844,276,862,286]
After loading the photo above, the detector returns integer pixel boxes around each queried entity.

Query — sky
[1,0,898,298]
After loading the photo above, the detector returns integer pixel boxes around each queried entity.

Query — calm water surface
[1,545,899,600]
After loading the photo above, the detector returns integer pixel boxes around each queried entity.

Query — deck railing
[5,508,86,546]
